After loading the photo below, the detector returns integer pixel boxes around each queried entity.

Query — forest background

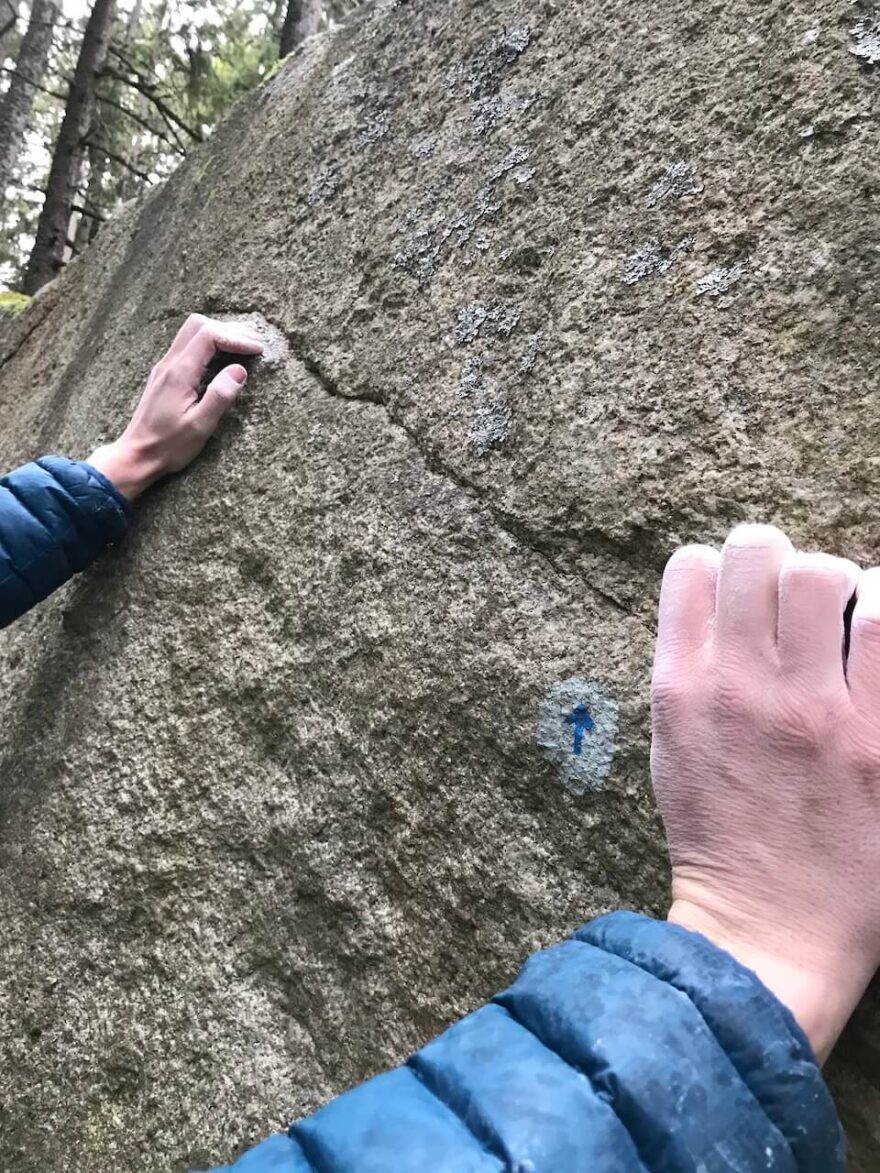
[0,0,359,298]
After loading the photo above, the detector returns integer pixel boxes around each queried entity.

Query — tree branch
[96,91,184,154]
[98,64,203,142]
[71,203,105,221]
[82,139,152,183]
[0,64,68,102]
[20,13,79,34]
[107,39,157,83]
[104,45,196,154]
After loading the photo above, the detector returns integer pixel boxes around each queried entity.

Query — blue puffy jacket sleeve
[0,456,129,628]
[212,913,845,1173]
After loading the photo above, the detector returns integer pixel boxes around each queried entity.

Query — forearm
[87,438,166,501]
[0,456,129,628]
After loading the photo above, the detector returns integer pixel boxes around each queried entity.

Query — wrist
[668,896,872,1063]
[87,438,164,501]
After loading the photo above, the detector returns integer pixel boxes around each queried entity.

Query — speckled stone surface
[0,1,878,1168]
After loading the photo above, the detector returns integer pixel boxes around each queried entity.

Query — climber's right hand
[652,524,880,1063]
[87,313,264,500]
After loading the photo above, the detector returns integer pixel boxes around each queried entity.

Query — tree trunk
[0,0,59,198]
[279,0,320,57]
[0,1,21,58]
[22,0,115,294]
[73,140,104,252]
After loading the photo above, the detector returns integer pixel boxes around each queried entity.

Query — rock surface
[1,0,879,1167]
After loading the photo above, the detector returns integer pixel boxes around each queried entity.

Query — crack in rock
[177,306,641,622]
[0,298,56,374]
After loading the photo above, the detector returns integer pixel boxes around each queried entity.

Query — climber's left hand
[87,313,264,500]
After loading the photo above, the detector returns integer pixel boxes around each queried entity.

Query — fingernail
[228,365,247,385]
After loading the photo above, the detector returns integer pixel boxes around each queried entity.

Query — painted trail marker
[565,703,594,756]
[536,677,619,795]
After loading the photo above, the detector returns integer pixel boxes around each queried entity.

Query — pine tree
[22,0,115,293]
[280,0,320,57]
[0,0,60,198]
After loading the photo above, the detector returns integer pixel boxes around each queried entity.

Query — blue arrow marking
[565,704,594,757]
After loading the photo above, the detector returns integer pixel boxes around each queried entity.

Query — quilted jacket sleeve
[211,913,845,1173]
[0,456,129,629]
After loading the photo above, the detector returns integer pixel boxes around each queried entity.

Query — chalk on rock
[216,312,290,367]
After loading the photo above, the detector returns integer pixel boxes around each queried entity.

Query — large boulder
[1,0,879,1167]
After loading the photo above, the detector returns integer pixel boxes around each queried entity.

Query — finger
[713,524,794,657]
[178,321,265,385]
[165,313,208,358]
[846,567,880,705]
[777,551,860,685]
[193,364,248,432]
[656,544,721,665]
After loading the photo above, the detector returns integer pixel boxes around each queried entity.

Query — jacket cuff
[79,460,132,516]
[575,912,845,1173]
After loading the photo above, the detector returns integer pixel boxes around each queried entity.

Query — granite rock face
[1,0,879,1168]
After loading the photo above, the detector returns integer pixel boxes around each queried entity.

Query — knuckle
[770,696,831,757]
[845,733,880,783]
[209,386,235,408]
[705,672,753,723]
[185,415,210,440]
[650,672,691,717]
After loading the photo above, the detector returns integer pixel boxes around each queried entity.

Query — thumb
[195,363,248,432]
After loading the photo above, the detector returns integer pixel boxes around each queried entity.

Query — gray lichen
[470,89,540,134]
[457,356,512,453]
[519,332,544,374]
[622,237,694,284]
[492,303,521,337]
[447,26,532,97]
[454,301,521,345]
[409,136,437,159]
[306,166,340,206]
[536,677,619,795]
[645,160,704,208]
[393,218,440,283]
[458,356,484,396]
[490,144,531,180]
[357,112,390,147]
[468,400,512,454]
[454,304,490,345]
[695,263,745,297]
[851,14,880,65]
[393,188,502,284]
[471,94,509,134]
